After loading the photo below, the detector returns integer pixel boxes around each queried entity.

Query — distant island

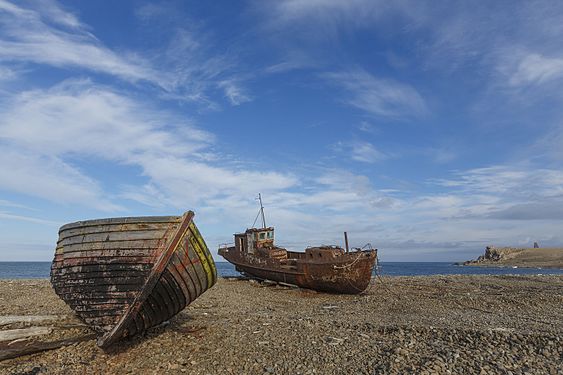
[463,246,563,268]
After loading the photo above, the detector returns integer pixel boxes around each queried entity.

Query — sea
[1,261,562,279]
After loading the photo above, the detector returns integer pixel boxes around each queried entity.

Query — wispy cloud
[0,0,253,107]
[323,69,427,119]
[0,79,293,210]
[0,0,162,85]
[431,166,563,221]
[218,79,252,106]
[0,211,59,225]
[0,149,121,211]
[261,0,414,35]
[350,142,387,163]
[507,53,563,87]
[333,141,387,163]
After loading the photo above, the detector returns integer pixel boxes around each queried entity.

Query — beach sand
[1,275,562,374]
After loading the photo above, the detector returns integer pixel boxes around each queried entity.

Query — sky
[1,0,562,262]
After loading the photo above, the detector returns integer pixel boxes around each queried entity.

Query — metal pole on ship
[258,193,266,228]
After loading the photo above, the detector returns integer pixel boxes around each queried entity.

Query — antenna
[258,193,266,228]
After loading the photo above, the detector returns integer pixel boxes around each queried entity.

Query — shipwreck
[50,211,216,348]
[219,195,377,294]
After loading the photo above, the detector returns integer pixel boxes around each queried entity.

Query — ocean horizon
[1,261,562,279]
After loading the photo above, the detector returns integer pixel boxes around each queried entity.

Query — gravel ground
[1,275,562,375]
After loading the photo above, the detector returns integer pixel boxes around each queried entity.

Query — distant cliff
[464,246,563,268]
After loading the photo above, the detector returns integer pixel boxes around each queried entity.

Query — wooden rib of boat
[50,211,216,348]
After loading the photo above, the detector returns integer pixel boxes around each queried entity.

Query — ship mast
[258,193,267,228]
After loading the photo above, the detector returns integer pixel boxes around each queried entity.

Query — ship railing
[352,243,375,251]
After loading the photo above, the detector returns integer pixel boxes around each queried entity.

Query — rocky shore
[1,275,562,375]
[464,246,563,268]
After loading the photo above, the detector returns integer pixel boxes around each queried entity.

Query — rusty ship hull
[219,246,377,294]
[50,211,216,348]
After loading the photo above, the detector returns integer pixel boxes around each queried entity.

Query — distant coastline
[462,246,563,269]
[2,261,563,279]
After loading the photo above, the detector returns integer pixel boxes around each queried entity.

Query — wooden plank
[60,222,176,238]
[176,243,202,298]
[61,249,158,259]
[0,327,52,342]
[53,269,149,280]
[54,283,141,293]
[56,239,161,253]
[55,256,155,267]
[58,229,170,247]
[0,315,64,327]
[58,276,146,286]
[189,222,217,285]
[0,333,95,361]
[53,263,152,274]
[56,291,137,300]
[59,215,180,232]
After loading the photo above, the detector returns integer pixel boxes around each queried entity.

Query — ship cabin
[234,227,275,255]
[304,246,346,260]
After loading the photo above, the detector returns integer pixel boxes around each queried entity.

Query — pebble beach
[1,275,562,375]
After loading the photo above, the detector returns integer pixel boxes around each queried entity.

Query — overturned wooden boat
[51,211,216,348]
[218,196,377,294]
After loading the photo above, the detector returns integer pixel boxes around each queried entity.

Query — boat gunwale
[59,215,182,232]
[221,246,376,266]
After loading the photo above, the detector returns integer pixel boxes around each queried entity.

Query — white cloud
[350,142,386,163]
[431,166,563,220]
[0,211,59,225]
[0,1,253,107]
[323,70,427,119]
[0,79,293,210]
[508,53,563,87]
[0,149,121,211]
[333,141,387,163]
[262,0,415,34]
[218,79,251,106]
[0,79,212,159]
[434,166,563,197]
[0,0,163,85]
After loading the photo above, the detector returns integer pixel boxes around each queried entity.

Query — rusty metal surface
[50,211,216,348]
[219,229,377,294]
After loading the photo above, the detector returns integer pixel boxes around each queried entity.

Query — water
[0,262,53,279]
[1,261,562,279]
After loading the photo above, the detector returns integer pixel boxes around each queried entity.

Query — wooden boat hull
[51,211,216,348]
[220,248,376,294]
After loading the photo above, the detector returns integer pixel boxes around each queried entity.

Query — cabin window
[259,232,266,240]
[267,231,274,239]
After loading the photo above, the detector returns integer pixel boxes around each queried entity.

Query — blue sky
[1,0,562,262]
